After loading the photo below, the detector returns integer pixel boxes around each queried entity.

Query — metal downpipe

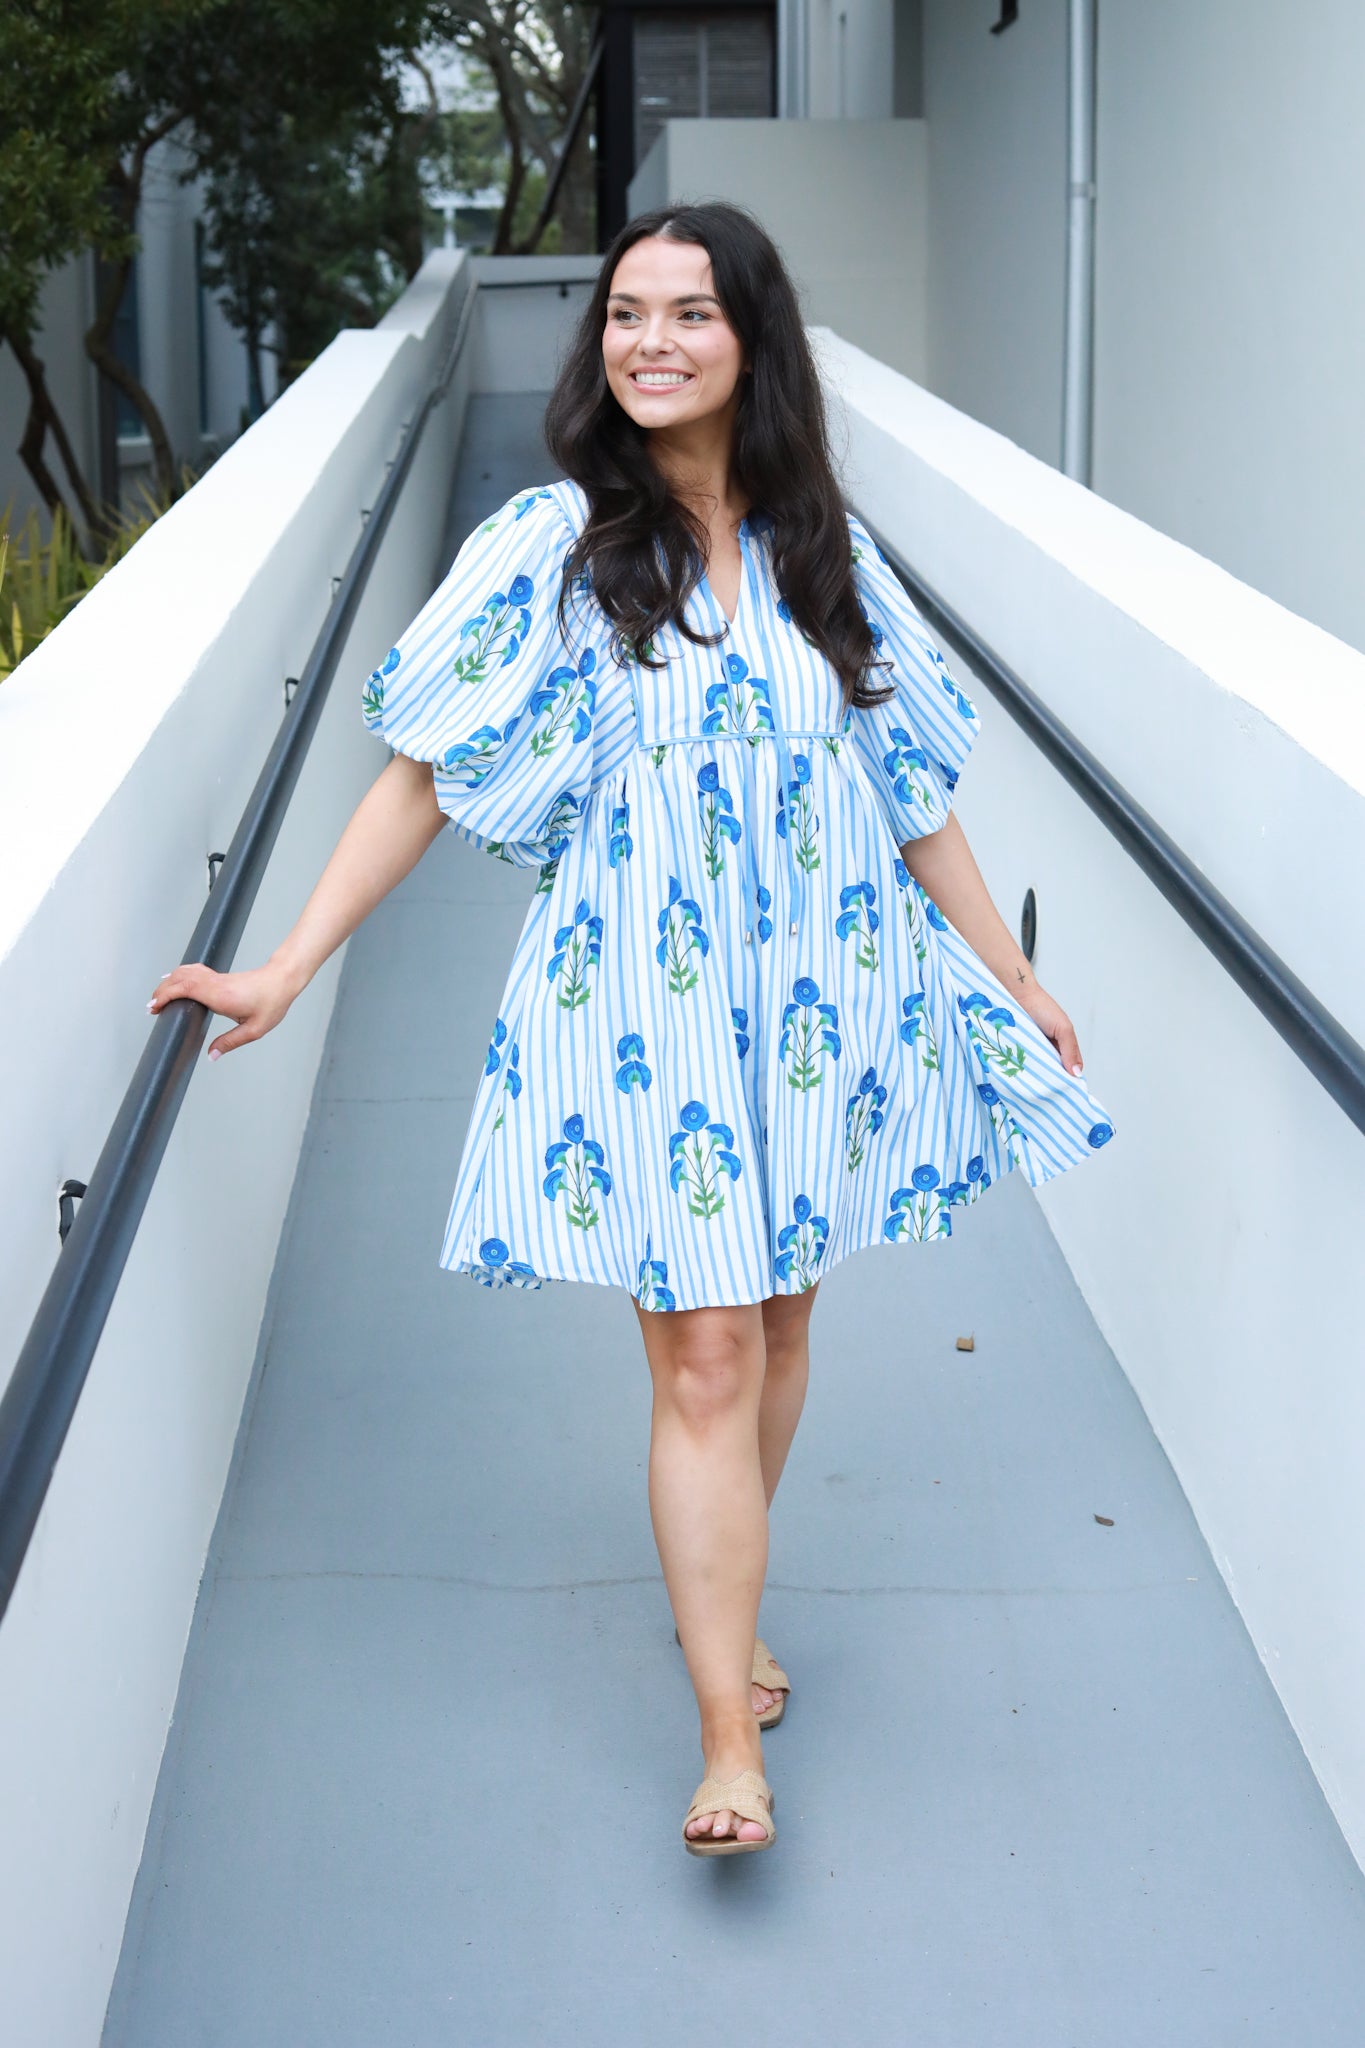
[1062,0,1098,483]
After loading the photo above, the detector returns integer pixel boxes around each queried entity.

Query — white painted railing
[817,326,1365,1871]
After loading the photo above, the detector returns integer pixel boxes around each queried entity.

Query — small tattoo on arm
[1016,966,1027,984]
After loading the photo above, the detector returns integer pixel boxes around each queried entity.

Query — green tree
[432,2,598,255]
[0,0,209,535]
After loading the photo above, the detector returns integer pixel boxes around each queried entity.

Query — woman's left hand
[1016,981,1085,1076]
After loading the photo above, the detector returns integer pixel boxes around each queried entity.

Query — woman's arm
[901,812,1086,1075]
[148,753,445,1059]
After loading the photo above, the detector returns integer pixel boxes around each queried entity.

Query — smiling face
[602,235,748,432]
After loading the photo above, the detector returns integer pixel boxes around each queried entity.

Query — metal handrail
[856,511,1365,1138]
[0,277,479,1622]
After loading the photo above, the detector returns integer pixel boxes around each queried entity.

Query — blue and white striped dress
[363,479,1115,1310]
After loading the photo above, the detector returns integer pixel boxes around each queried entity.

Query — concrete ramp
[102,399,1365,2047]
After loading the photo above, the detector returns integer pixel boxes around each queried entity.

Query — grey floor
[103,400,1365,2046]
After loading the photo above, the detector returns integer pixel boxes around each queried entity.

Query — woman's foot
[684,1718,769,1846]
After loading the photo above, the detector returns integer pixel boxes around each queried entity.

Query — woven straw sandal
[672,1628,792,1730]
[682,1769,776,1857]
[751,1638,791,1730]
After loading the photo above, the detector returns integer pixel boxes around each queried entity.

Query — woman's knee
[650,1309,764,1426]
[761,1288,817,1372]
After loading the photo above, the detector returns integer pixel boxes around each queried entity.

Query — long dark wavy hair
[542,200,893,714]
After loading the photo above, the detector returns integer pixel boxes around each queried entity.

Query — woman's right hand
[147,959,305,1061]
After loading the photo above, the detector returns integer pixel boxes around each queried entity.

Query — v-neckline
[700,523,750,633]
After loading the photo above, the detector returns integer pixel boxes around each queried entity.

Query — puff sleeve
[361,485,599,867]
[844,511,981,844]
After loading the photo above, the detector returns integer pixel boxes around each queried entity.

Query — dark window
[634,9,773,167]
[111,259,143,440]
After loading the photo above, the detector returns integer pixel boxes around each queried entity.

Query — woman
[149,201,1114,1858]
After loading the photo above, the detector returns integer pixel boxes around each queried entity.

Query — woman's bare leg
[633,1299,770,1844]
[758,1284,818,1506]
[750,1284,819,1716]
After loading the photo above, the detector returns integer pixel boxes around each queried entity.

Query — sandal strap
[752,1638,791,1693]
[684,1769,774,1837]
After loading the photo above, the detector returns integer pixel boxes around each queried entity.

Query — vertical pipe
[1061,0,1097,482]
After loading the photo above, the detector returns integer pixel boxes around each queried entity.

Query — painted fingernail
[1071,1063,1083,1075]
[208,1047,222,1062]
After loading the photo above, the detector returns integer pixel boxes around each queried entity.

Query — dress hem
[438,1118,1113,1312]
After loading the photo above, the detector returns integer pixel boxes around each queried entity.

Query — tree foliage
[1,0,598,540]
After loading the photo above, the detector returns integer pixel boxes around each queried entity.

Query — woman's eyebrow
[607,292,721,307]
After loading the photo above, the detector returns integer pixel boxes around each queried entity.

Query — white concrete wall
[1092,0,1365,657]
[915,0,1365,655]
[468,254,600,393]
[921,0,1067,467]
[815,326,1365,1873]
[0,250,472,2048]
[627,119,929,383]
[780,0,921,119]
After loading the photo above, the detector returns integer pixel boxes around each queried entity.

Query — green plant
[0,471,194,680]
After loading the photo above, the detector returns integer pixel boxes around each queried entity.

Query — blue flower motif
[474,1236,539,1284]
[755,883,774,944]
[884,1181,952,1243]
[438,715,521,788]
[966,1154,986,1180]
[636,1249,677,1313]
[845,1067,888,1169]
[732,1006,750,1061]
[668,1099,742,1217]
[383,647,401,674]
[985,1005,1015,1028]
[978,1083,1000,1106]
[484,1015,508,1075]
[1088,1121,1114,1147]
[893,857,911,889]
[779,978,840,1089]
[546,897,603,1010]
[920,888,948,931]
[911,1163,941,1191]
[656,876,710,995]
[609,798,633,867]
[835,879,880,970]
[529,648,596,756]
[696,763,743,876]
[774,1193,829,1288]
[542,1112,612,1228]
[615,1031,653,1093]
[791,752,812,785]
[508,573,533,606]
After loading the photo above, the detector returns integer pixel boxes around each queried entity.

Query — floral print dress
[362,479,1115,1311]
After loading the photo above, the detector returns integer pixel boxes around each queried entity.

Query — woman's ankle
[701,1709,765,1770]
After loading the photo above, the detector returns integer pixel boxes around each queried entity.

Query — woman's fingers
[1021,984,1085,1077]
[148,961,231,1014]
[147,961,294,1061]
[207,1022,258,1060]
[1053,1015,1084,1076]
